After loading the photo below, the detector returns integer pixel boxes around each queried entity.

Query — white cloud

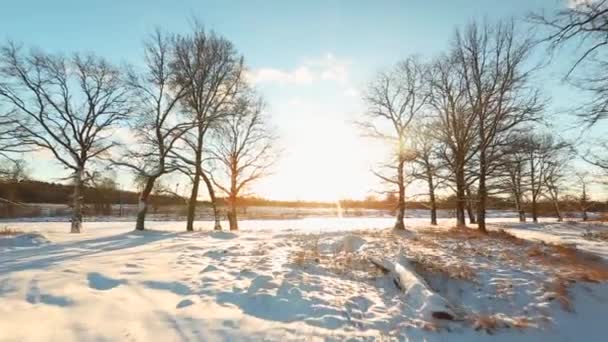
[248,53,352,86]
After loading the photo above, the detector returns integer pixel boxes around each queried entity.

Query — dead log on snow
[369,255,456,321]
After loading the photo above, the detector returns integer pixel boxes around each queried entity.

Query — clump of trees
[362,15,603,231]
[0,24,276,233]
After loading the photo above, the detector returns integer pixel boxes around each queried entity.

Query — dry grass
[582,230,608,242]
[468,313,534,334]
[531,242,608,283]
[411,256,477,282]
[0,227,23,236]
[418,227,525,246]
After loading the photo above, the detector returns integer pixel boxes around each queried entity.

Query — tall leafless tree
[209,94,276,231]
[111,30,190,231]
[524,133,570,222]
[361,57,430,230]
[428,54,478,228]
[170,25,245,232]
[531,1,608,169]
[452,19,543,232]
[497,135,531,222]
[0,43,130,233]
[543,155,572,222]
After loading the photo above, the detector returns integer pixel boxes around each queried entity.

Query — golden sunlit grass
[0,227,23,236]
[411,256,477,282]
[287,225,608,335]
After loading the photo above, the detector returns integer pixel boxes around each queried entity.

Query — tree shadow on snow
[0,230,177,274]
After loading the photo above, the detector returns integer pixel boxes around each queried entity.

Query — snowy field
[1,217,608,341]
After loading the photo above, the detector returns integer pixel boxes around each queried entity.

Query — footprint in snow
[142,280,191,296]
[176,298,195,309]
[87,272,126,291]
[201,265,219,273]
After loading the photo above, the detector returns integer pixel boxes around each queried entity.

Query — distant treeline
[0,179,182,206]
[1,179,606,215]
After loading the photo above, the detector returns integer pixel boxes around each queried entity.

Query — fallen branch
[369,255,457,321]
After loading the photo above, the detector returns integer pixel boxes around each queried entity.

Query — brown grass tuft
[470,314,500,334]
[412,256,477,282]
[546,278,573,312]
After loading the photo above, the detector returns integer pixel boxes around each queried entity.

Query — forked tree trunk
[201,171,222,231]
[70,167,84,233]
[186,172,201,232]
[552,197,563,222]
[136,176,157,231]
[514,194,526,222]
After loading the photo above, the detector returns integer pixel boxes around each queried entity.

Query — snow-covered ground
[1,217,607,341]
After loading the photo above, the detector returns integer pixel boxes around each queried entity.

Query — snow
[0,217,607,341]
[0,232,51,248]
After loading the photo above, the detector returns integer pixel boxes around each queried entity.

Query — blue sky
[2,0,605,200]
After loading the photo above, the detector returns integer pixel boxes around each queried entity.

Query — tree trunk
[201,170,222,231]
[228,200,238,231]
[186,172,200,232]
[228,166,238,231]
[136,176,157,231]
[552,197,563,222]
[465,186,476,224]
[70,168,84,233]
[455,168,467,228]
[582,210,588,222]
[515,197,526,222]
[531,195,538,223]
[394,160,406,230]
[477,153,487,233]
[428,177,437,226]
[518,209,526,222]
[530,159,538,223]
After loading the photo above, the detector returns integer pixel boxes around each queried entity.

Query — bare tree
[531,2,608,170]
[170,25,245,231]
[0,43,130,233]
[409,123,443,225]
[361,57,430,230]
[524,133,571,222]
[111,30,190,231]
[428,54,478,228]
[497,135,530,222]
[543,153,572,222]
[209,94,276,231]
[452,19,543,232]
[574,171,593,221]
